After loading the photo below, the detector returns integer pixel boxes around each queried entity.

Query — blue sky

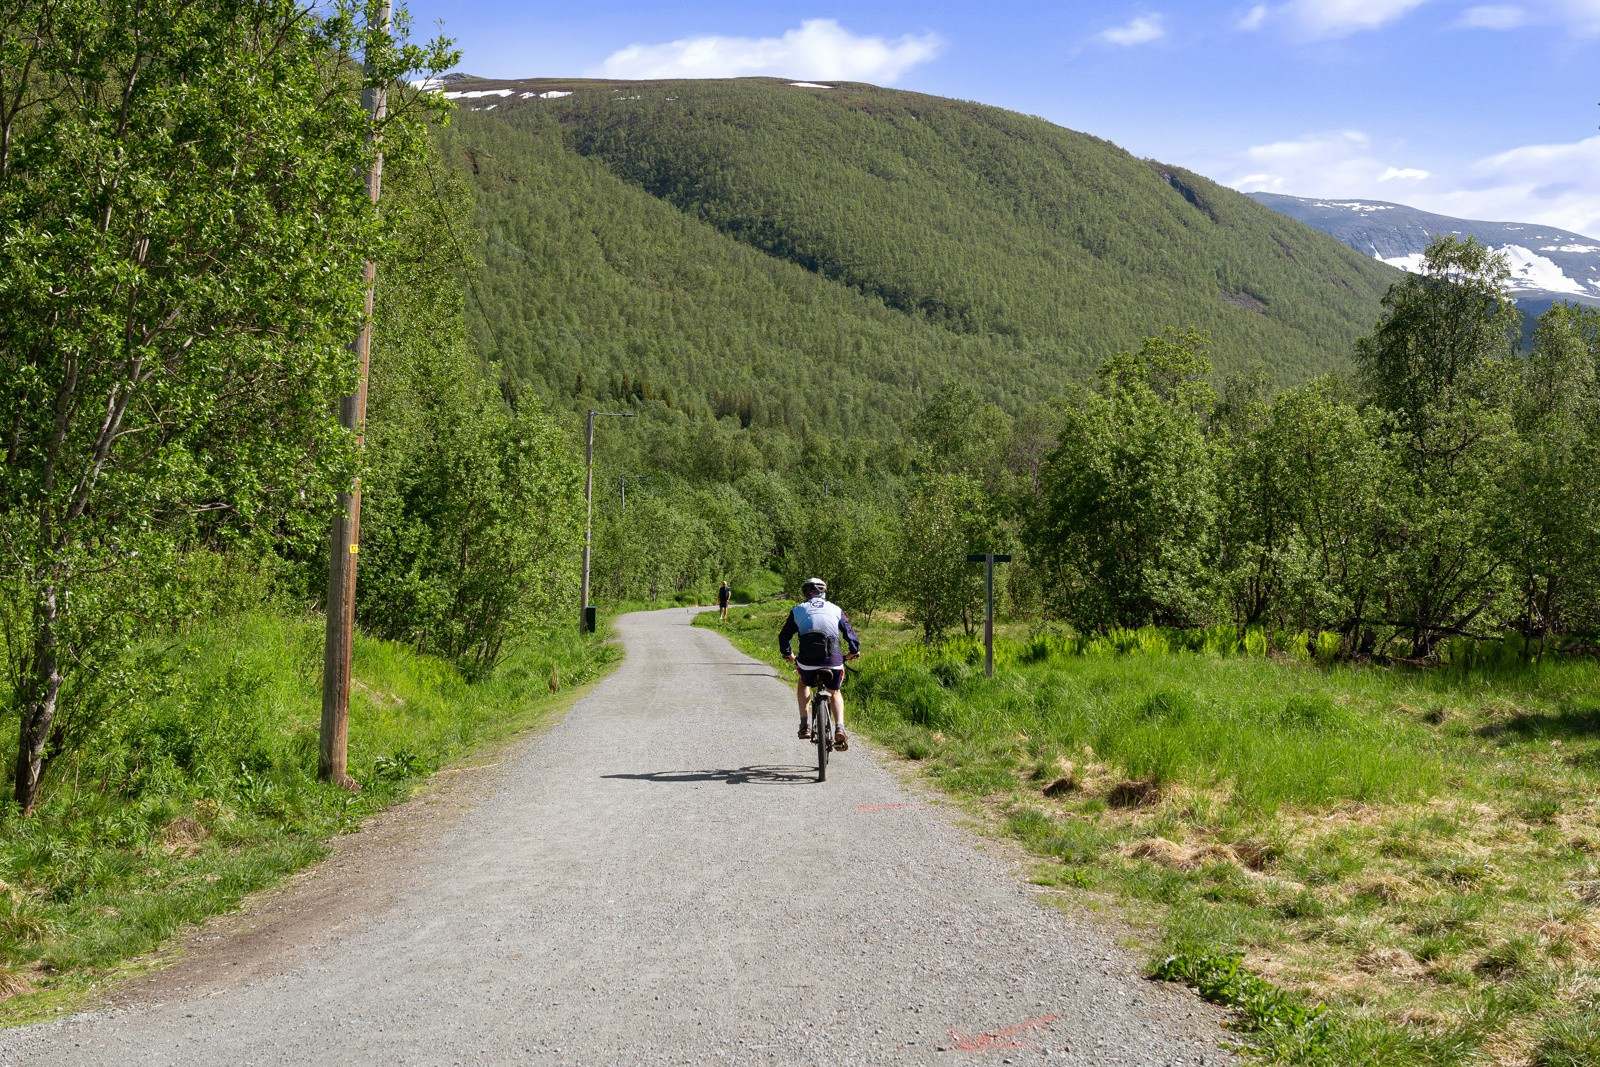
[403,1,1600,237]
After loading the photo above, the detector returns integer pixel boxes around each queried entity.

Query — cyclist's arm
[840,612,861,657]
[778,612,798,659]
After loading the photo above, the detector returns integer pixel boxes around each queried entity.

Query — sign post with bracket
[966,552,1012,678]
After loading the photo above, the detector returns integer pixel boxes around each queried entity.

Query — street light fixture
[581,410,636,631]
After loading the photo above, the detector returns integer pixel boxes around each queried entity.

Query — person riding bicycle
[778,578,860,750]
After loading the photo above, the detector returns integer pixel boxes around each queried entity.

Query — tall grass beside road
[702,605,1600,1066]
[0,613,616,1021]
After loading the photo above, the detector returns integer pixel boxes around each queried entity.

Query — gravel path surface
[0,608,1234,1066]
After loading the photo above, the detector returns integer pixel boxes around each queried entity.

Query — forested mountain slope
[441,76,1399,463]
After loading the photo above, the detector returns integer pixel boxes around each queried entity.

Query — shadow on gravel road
[602,766,816,786]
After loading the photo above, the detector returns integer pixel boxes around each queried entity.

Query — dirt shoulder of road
[66,669,612,1014]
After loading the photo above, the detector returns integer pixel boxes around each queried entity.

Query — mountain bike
[804,661,856,783]
[808,676,836,782]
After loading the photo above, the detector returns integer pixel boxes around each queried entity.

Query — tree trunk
[15,581,63,814]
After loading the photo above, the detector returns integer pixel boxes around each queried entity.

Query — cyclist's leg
[831,688,845,729]
[795,675,810,722]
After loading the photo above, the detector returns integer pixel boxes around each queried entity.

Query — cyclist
[778,578,860,750]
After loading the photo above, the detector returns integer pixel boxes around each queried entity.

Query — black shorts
[798,666,844,690]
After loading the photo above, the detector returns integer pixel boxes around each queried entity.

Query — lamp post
[581,410,635,631]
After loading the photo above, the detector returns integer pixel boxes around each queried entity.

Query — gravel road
[0,608,1234,1066]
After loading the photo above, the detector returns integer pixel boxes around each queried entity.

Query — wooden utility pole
[966,553,1012,678]
[320,3,391,789]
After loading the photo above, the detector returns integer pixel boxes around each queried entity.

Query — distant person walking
[717,580,732,622]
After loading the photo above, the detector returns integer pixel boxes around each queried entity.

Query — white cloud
[1242,0,1430,39]
[1457,5,1528,28]
[1237,5,1270,30]
[589,19,942,83]
[1222,128,1600,239]
[1227,129,1405,194]
[1097,15,1166,46]
[1513,0,1600,34]
[1455,0,1600,34]
[1433,134,1600,236]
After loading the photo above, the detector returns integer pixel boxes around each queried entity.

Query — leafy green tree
[355,137,584,675]
[0,0,452,811]
[694,484,768,585]
[360,376,582,675]
[910,383,1012,485]
[1030,332,1220,629]
[733,470,799,565]
[783,493,897,621]
[1492,303,1600,643]
[1356,236,1520,447]
[1216,377,1392,643]
[895,473,1004,642]
[1355,237,1520,656]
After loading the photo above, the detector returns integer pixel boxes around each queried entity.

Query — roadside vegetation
[706,606,1600,1066]
[0,608,613,1020]
[0,2,613,1016]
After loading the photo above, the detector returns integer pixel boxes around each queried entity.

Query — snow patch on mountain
[1499,245,1592,296]
[443,89,514,100]
[1378,245,1594,297]
[789,82,833,89]
[1379,252,1428,273]
[1315,201,1396,213]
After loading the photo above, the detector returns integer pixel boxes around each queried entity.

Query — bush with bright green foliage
[0,0,458,813]
[1030,238,1600,656]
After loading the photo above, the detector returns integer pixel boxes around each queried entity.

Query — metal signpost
[581,410,636,631]
[965,552,1012,678]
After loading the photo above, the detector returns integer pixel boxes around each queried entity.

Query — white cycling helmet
[801,577,827,599]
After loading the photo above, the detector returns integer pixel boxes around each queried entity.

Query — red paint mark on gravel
[947,1014,1060,1052]
[856,803,914,812]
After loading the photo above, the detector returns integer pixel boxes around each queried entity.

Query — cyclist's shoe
[798,721,811,740]
[833,729,849,751]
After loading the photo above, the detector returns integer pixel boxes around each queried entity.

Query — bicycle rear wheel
[814,694,829,782]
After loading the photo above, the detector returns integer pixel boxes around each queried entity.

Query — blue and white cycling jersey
[778,596,861,669]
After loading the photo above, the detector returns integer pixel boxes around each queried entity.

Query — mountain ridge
[436,76,1404,469]
[1248,191,1600,311]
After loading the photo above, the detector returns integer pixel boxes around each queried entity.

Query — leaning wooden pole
[321,3,391,789]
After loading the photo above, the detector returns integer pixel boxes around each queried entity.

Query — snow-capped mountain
[1249,192,1600,309]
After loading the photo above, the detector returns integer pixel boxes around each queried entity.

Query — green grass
[704,605,1600,1066]
[0,611,617,1020]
